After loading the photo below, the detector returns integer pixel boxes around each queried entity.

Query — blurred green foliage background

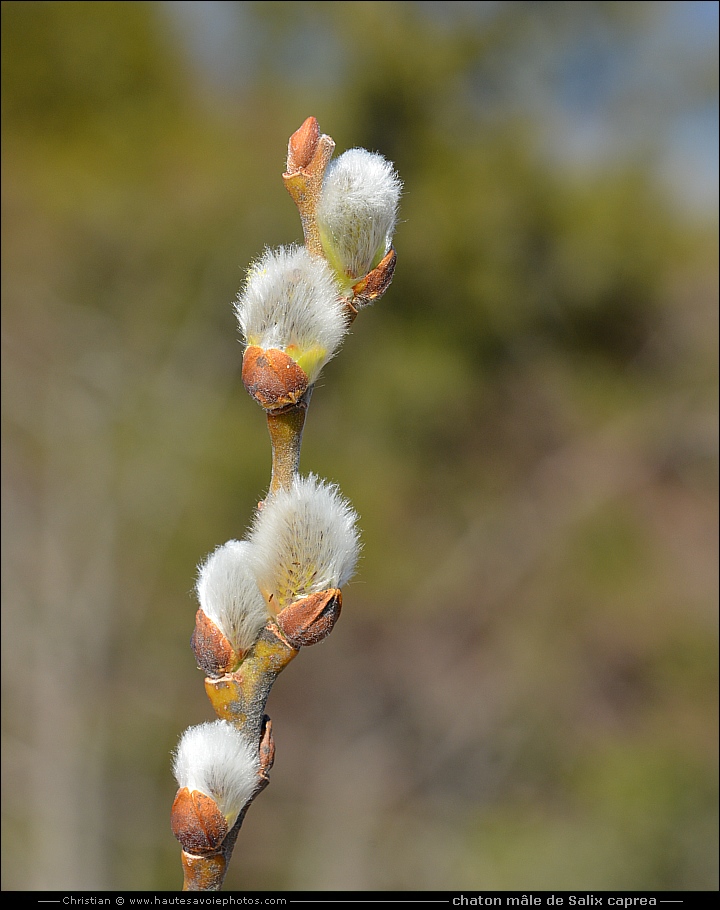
[2,0,717,892]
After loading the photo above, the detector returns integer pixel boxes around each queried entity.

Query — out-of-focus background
[2,0,717,892]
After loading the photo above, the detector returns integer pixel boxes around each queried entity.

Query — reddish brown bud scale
[258,715,275,779]
[351,248,397,307]
[191,609,240,678]
[287,116,320,173]
[171,788,229,855]
[276,588,342,648]
[242,346,309,411]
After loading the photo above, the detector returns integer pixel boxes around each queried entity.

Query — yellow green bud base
[205,627,298,740]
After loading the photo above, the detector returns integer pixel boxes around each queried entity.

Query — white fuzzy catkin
[249,473,360,612]
[173,720,260,824]
[317,148,402,284]
[196,540,269,653]
[235,245,347,382]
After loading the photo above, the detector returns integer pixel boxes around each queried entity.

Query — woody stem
[265,392,312,495]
